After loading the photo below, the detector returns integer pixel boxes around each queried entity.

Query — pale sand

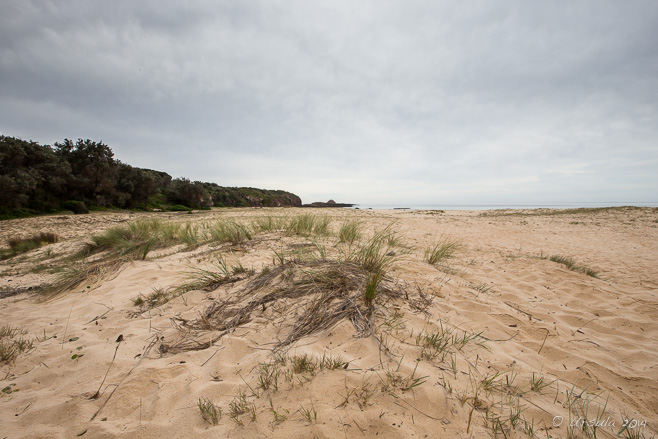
[1,207,657,438]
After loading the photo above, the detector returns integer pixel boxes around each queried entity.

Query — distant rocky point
[302,199,355,208]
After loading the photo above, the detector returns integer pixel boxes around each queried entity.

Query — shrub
[62,200,89,214]
[167,204,193,212]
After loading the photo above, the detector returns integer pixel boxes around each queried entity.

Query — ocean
[349,202,658,211]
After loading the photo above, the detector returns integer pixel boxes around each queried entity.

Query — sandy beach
[1,207,657,438]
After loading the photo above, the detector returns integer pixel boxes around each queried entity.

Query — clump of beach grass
[338,219,362,244]
[132,287,171,311]
[285,214,331,237]
[198,397,221,425]
[228,390,256,425]
[549,254,599,278]
[313,215,331,236]
[344,228,398,306]
[424,237,460,265]
[84,219,181,259]
[364,265,386,306]
[252,215,285,233]
[350,228,396,273]
[206,220,253,245]
[286,213,316,236]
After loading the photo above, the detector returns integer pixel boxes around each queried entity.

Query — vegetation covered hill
[0,135,301,218]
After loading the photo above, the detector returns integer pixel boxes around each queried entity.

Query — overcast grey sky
[1,1,657,205]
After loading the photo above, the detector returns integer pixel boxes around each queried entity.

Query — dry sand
[1,207,657,438]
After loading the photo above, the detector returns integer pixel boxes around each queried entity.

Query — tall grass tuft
[347,228,397,306]
[180,222,201,248]
[286,213,317,236]
[338,219,362,244]
[313,215,332,236]
[424,237,459,265]
[352,228,396,273]
[252,216,284,233]
[364,265,386,306]
[86,219,180,259]
[207,220,253,245]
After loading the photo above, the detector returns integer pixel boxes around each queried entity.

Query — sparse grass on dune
[194,351,347,425]
[182,254,253,292]
[1,232,59,260]
[312,215,331,236]
[198,397,221,425]
[130,254,255,313]
[0,324,35,363]
[27,214,340,300]
[82,218,258,261]
[132,287,171,310]
[416,321,485,361]
[40,258,127,301]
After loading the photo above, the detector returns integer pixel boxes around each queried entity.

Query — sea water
[350,202,658,211]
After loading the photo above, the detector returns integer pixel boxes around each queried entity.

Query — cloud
[1,0,657,204]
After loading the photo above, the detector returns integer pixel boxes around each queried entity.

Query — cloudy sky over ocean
[1,1,657,205]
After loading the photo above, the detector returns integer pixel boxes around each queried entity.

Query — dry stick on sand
[91,341,122,400]
[61,302,74,349]
[393,386,448,421]
[503,301,540,321]
[90,335,158,421]
[538,328,550,354]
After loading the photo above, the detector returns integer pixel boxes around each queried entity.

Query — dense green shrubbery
[168,204,193,212]
[0,135,301,219]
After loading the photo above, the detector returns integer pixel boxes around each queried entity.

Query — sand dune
[1,207,657,438]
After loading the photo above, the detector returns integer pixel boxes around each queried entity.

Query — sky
[1,1,657,206]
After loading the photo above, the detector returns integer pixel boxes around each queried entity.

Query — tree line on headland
[0,135,302,219]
